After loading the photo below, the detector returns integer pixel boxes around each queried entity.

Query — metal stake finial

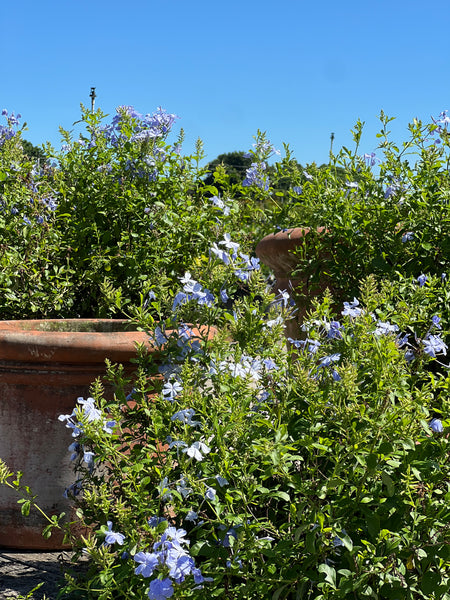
[90,87,96,112]
[329,132,335,161]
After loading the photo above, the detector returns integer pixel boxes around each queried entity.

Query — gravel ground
[0,552,71,599]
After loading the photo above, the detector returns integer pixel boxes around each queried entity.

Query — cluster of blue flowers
[58,397,116,494]
[210,234,260,282]
[292,292,448,436]
[99,106,178,146]
[172,272,215,311]
[0,109,20,147]
[243,162,270,190]
[133,526,210,600]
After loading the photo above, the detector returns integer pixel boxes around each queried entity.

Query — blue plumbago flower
[442,273,447,280]
[250,138,280,160]
[417,274,428,287]
[176,478,193,498]
[205,487,217,501]
[374,321,399,336]
[83,451,95,469]
[342,298,362,318]
[221,527,238,548]
[219,233,240,258]
[303,170,313,181]
[210,195,231,216]
[345,181,359,190]
[210,242,231,265]
[363,152,378,167]
[134,551,160,577]
[292,185,303,194]
[182,441,210,461]
[405,349,415,363]
[134,527,208,592]
[173,273,215,309]
[63,480,82,499]
[220,288,229,303]
[262,357,278,371]
[396,333,410,348]
[219,354,264,380]
[168,438,188,450]
[215,475,229,487]
[431,315,442,329]
[226,556,243,569]
[148,516,167,528]
[103,420,116,434]
[275,289,292,308]
[77,397,102,423]
[234,268,250,283]
[331,369,341,382]
[430,418,444,433]
[171,408,200,427]
[256,389,271,403]
[41,196,58,211]
[288,338,321,355]
[326,320,343,339]
[185,510,198,522]
[154,526,188,552]
[167,554,195,584]
[431,110,450,136]
[401,231,414,242]
[243,162,270,190]
[68,441,81,461]
[105,521,126,546]
[240,253,260,270]
[384,185,396,198]
[333,529,350,548]
[423,334,448,358]
[60,397,116,439]
[148,577,174,600]
[265,315,285,329]
[318,353,341,369]
[162,380,183,402]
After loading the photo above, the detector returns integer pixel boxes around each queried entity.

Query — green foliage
[46,269,450,599]
[245,112,450,306]
[203,151,252,191]
[3,107,450,598]
[0,106,264,318]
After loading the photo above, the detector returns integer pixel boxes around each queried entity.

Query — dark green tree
[203,151,252,192]
[20,139,48,163]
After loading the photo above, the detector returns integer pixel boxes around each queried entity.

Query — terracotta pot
[255,227,330,338]
[0,319,156,550]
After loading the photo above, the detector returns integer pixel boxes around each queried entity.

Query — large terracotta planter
[0,319,155,550]
[255,227,330,338]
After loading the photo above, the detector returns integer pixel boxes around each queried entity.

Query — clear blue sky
[2,0,449,166]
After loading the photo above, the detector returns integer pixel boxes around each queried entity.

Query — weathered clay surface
[0,320,152,550]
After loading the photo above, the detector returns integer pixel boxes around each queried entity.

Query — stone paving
[0,552,69,599]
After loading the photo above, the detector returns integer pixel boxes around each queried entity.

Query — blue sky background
[2,0,450,166]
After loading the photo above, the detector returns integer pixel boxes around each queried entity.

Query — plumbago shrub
[50,247,450,599]
[229,112,450,309]
[0,106,267,318]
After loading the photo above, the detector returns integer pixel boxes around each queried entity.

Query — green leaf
[381,471,395,496]
[272,584,290,599]
[20,500,31,516]
[271,491,290,502]
[420,571,441,594]
[318,563,337,588]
